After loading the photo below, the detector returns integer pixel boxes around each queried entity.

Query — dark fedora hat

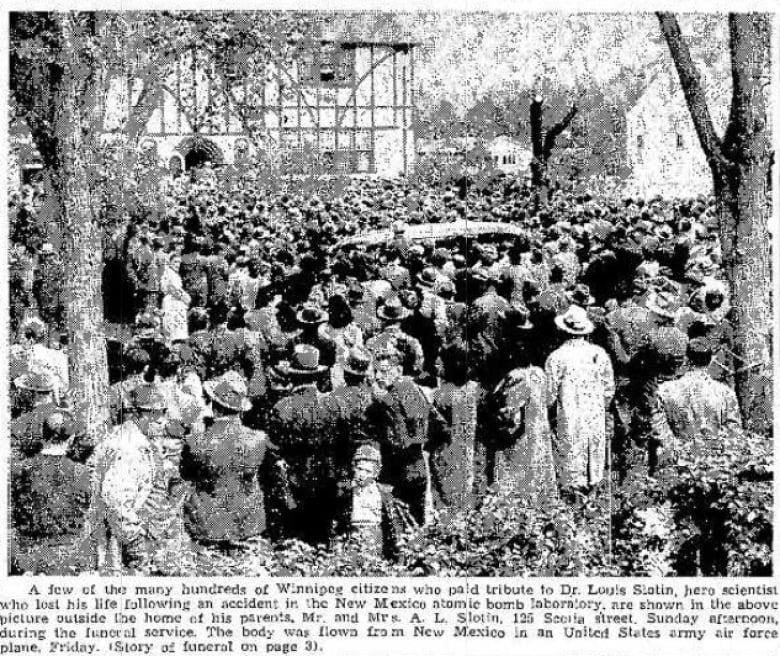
[376,296,410,322]
[296,304,329,326]
[343,347,372,378]
[566,283,595,307]
[417,267,438,288]
[280,344,328,379]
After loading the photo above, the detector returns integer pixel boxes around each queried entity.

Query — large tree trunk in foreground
[53,14,110,443]
[659,12,772,431]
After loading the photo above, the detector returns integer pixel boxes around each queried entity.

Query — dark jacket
[181,416,269,543]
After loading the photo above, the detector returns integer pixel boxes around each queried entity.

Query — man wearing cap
[332,442,414,560]
[545,305,615,493]
[367,296,425,380]
[85,383,174,572]
[180,372,272,548]
[652,338,741,447]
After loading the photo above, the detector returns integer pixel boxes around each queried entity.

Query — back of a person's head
[440,340,469,386]
[550,264,565,284]
[210,303,228,327]
[226,307,246,331]
[155,349,181,378]
[23,322,46,344]
[188,307,209,333]
[328,294,353,329]
[124,347,151,377]
[687,337,713,368]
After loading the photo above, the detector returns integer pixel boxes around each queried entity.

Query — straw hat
[554,305,595,335]
[646,291,683,320]
[203,372,252,412]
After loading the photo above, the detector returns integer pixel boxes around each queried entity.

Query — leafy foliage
[612,429,772,576]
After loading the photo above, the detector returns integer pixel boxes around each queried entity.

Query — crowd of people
[8,167,743,571]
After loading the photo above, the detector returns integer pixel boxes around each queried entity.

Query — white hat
[554,305,594,335]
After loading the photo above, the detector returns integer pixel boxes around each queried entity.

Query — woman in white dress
[161,255,191,344]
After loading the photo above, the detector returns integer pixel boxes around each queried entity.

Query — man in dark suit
[180,372,271,549]
[266,345,332,543]
[319,348,378,536]
[367,348,432,525]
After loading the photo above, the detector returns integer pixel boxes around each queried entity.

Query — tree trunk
[54,14,110,444]
[659,12,772,431]
[529,95,546,190]
[728,159,772,431]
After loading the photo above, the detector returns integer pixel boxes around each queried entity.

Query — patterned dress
[492,367,558,505]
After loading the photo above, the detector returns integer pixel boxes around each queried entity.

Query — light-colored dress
[161,266,191,343]
[493,366,558,505]
[545,338,615,488]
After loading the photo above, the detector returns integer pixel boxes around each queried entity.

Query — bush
[612,430,772,576]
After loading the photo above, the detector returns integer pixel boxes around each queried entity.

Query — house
[487,135,531,174]
[623,66,729,198]
[104,18,418,177]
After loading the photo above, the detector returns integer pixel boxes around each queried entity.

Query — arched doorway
[175,136,224,171]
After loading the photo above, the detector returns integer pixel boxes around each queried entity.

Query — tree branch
[543,102,577,159]
[657,12,729,170]
[124,78,163,143]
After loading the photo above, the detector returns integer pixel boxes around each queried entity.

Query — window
[676,133,684,150]
[300,44,355,87]
[637,134,644,150]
